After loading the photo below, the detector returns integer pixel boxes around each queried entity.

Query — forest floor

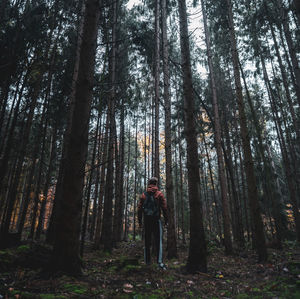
[0,237,300,299]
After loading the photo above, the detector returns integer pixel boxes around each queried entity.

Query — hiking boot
[158,263,167,270]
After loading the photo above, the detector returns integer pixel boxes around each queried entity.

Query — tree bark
[101,0,117,253]
[51,0,100,274]
[177,0,207,273]
[161,0,177,259]
[154,0,160,181]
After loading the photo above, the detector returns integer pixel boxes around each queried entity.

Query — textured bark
[154,0,160,180]
[94,114,108,249]
[51,0,100,274]
[90,116,102,241]
[133,115,138,241]
[226,0,267,261]
[178,0,207,273]
[113,102,125,243]
[101,0,117,253]
[123,126,131,242]
[178,126,186,244]
[162,0,177,259]
[46,1,85,244]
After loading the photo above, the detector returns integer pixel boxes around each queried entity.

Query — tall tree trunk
[177,0,207,273]
[51,0,100,274]
[113,101,125,243]
[201,0,233,254]
[123,126,131,241]
[90,115,103,241]
[94,113,108,249]
[178,125,186,244]
[161,0,177,259]
[226,0,267,261]
[101,0,117,253]
[133,115,138,241]
[46,0,86,244]
[154,0,160,180]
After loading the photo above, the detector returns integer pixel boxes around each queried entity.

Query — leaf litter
[0,240,299,298]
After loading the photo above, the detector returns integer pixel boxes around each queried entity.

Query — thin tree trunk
[226,0,267,261]
[154,0,160,181]
[261,55,300,242]
[133,115,138,241]
[201,0,233,254]
[161,0,177,259]
[80,116,100,256]
[36,127,57,240]
[269,22,300,141]
[0,68,43,244]
[113,100,125,243]
[90,115,103,241]
[101,0,117,253]
[240,61,283,247]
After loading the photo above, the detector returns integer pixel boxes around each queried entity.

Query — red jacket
[138,184,168,225]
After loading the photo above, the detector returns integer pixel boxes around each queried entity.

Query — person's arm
[137,193,145,226]
[158,192,168,224]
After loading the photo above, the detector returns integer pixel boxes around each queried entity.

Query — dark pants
[144,215,163,264]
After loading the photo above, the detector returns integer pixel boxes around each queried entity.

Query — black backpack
[142,192,159,217]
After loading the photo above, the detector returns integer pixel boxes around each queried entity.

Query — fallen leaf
[123,289,133,293]
[123,283,133,288]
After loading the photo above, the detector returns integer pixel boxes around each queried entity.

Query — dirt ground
[0,239,300,298]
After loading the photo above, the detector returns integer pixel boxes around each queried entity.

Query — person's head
[148,177,158,186]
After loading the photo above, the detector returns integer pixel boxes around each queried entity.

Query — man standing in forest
[138,177,168,269]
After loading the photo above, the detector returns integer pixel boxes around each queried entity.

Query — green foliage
[63,283,87,295]
[16,245,31,253]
